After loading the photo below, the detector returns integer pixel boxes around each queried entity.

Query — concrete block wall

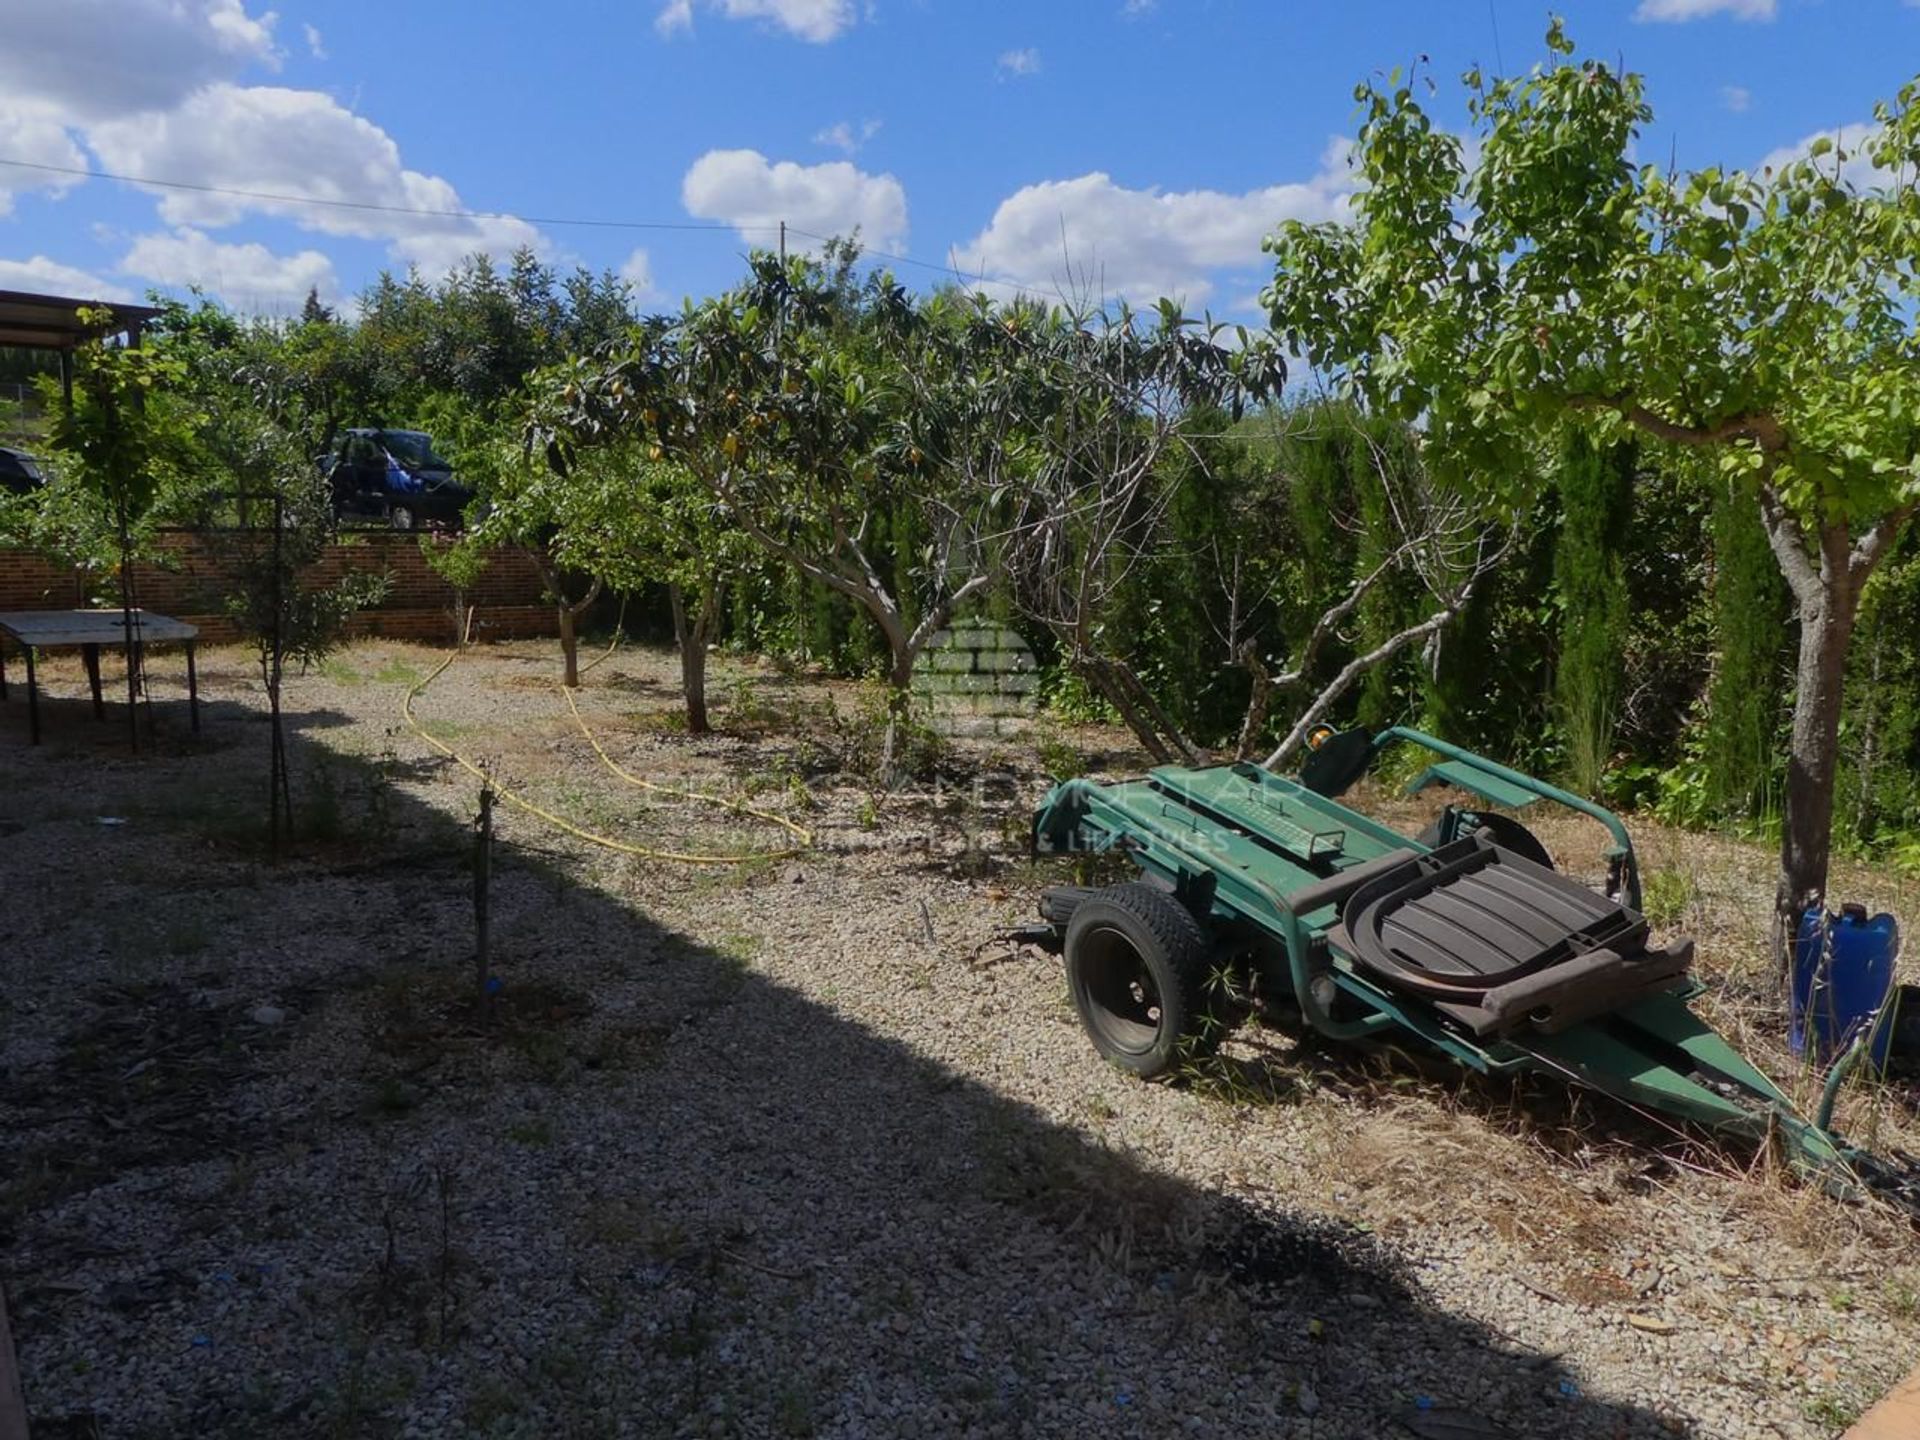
[0,532,560,643]
[912,620,1039,738]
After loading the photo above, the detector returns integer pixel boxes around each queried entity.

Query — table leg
[83,644,104,720]
[187,642,200,734]
[24,647,38,746]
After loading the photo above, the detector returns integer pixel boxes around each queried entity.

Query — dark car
[322,428,473,531]
[0,445,47,495]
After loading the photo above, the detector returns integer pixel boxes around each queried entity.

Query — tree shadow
[0,687,1690,1439]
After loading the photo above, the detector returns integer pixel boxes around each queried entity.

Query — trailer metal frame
[1029,727,1907,1200]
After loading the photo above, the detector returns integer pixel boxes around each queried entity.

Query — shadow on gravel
[0,665,1687,1440]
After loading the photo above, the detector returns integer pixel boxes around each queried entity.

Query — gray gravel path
[0,639,1911,1438]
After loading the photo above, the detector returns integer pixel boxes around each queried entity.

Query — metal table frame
[0,609,200,744]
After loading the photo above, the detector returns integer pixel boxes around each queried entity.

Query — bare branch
[1269,535,1428,690]
[1234,639,1273,761]
[1850,496,1920,580]
[1262,578,1485,770]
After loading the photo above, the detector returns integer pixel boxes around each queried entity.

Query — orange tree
[1262,22,1920,965]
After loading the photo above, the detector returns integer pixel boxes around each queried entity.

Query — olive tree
[1263,23,1920,963]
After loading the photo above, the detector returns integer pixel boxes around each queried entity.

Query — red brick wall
[0,532,560,643]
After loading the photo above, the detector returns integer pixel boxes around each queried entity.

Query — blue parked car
[0,444,48,495]
[323,428,474,531]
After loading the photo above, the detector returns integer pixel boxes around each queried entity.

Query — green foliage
[1554,435,1635,795]
[1264,28,1920,924]
[1839,532,1920,848]
[1639,868,1696,928]
[1040,665,1120,726]
[1103,405,1266,742]
[418,531,493,593]
[1035,729,1089,782]
[1267,37,1920,534]
[350,251,638,422]
[0,451,122,597]
[1706,470,1790,819]
[37,313,203,558]
[1350,416,1426,729]
[199,410,388,683]
[19,177,1920,865]
[536,246,1282,718]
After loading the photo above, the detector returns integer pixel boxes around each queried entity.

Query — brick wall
[912,621,1039,737]
[0,532,560,643]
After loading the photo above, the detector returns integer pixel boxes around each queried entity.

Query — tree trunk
[1774,577,1858,970]
[879,645,918,783]
[531,547,599,691]
[558,602,580,689]
[1234,640,1272,761]
[117,499,139,754]
[670,583,714,735]
[1069,652,1204,767]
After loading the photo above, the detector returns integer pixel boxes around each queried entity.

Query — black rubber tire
[1038,884,1101,927]
[1064,883,1221,1078]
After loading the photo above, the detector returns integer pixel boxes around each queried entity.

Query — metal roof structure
[0,288,162,352]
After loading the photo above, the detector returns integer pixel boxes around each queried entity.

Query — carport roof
[0,288,163,352]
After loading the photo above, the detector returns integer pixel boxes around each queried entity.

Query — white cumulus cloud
[683,149,907,251]
[0,0,280,121]
[656,0,856,43]
[121,227,339,311]
[0,105,89,216]
[0,254,134,302]
[951,137,1356,306]
[303,23,326,59]
[1634,0,1774,21]
[0,0,545,301]
[86,85,543,276]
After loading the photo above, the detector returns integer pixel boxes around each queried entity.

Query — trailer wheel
[1065,883,1221,1079]
[1418,809,1554,870]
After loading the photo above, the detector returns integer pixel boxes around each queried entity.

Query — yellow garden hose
[401,646,813,865]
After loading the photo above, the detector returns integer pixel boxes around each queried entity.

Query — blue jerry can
[1792,904,1899,1066]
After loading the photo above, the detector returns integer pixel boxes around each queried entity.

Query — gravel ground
[1,637,1915,1439]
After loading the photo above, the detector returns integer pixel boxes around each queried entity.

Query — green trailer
[1025,726,1917,1212]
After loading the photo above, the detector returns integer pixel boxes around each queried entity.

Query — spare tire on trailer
[1064,883,1222,1079]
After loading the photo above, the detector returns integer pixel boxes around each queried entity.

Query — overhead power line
[0,156,1255,316]
[0,156,764,233]
[0,156,1106,301]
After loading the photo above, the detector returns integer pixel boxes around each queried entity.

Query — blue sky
[1,0,1915,324]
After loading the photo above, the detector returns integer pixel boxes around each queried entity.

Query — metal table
[0,609,200,744]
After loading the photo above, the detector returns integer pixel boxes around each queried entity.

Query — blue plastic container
[1791,904,1899,1066]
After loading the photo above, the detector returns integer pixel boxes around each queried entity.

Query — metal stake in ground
[0,1279,26,1440]
[474,780,493,1021]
